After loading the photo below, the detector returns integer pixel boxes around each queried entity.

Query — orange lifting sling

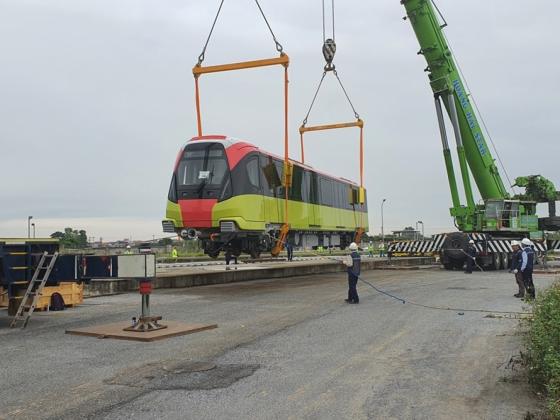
[193,0,291,256]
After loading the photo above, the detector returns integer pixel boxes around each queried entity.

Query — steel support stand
[123,279,167,332]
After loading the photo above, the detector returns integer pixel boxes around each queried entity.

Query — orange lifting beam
[193,54,290,138]
[299,119,365,189]
[193,55,289,76]
[299,119,363,134]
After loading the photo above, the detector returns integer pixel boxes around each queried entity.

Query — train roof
[186,135,361,187]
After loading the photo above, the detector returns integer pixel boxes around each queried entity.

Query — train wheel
[500,252,508,270]
[208,251,220,259]
[250,250,261,259]
[490,252,500,270]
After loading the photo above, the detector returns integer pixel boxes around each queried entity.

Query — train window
[301,171,311,203]
[219,176,232,201]
[246,157,260,191]
[274,160,285,197]
[168,174,177,203]
[290,165,304,201]
[332,181,339,208]
[340,183,347,209]
[337,182,346,210]
[178,143,228,187]
[261,155,282,195]
[320,178,334,207]
[350,187,358,206]
[206,159,228,185]
[309,172,318,204]
[334,181,341,209]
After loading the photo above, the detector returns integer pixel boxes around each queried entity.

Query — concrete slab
[201,265,267,272]
[65,320,217,342]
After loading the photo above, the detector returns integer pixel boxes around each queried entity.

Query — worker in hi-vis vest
[344,242,361,304]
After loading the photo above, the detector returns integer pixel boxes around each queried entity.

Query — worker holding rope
[343,242,361,304]
[464,240,477,274]
[510,240,525,298]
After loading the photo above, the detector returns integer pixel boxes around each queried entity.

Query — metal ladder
[10,251,59,329]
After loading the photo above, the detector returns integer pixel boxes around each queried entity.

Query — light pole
[27,216,33,238]
[31,223,36,238]
[417,220,424,240]
[381,198,387,243]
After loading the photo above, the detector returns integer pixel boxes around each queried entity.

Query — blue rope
[357,277,406,304]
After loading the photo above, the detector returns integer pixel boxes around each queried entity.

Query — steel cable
[197,0,225,65]
[263,232,530,316]
[197,0,284,66]
[334,70,360,119]
[254,0,284,53]
[302,72,327,126]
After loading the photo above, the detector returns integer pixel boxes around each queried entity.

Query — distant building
[392,227,422,240]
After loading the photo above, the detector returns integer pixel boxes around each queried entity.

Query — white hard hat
[511,240,519,247]
[469,240,474,244]
[521,238,532,246]
[126,245,131,249]
[349,242,358,251]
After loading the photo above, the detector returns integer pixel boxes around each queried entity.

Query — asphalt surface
[0,269,553,419]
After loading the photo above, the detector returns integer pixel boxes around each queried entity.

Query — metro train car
[162,135,368,258]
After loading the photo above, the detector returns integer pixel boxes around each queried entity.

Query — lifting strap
[193,1,291,256]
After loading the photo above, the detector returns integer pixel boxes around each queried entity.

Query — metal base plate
[66,321,217,342]
[123,316,167,332]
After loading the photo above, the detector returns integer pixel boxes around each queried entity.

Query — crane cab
[482,199,538,233]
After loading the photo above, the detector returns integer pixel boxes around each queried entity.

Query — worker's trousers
[515,272,525,297]
[348,274,359,303]
[465,259,474,273]
[522,270,535,298]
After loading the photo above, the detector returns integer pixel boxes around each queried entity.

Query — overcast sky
[1,0,559,241]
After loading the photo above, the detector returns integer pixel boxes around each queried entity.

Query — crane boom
[401,0,560,234]
[402,0,509,201]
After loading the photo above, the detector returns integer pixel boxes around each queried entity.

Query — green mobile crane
[400,0,560,268]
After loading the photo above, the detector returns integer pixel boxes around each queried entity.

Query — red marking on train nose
[178,199,217,228]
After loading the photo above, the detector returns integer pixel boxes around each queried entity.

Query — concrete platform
[65,321,218,342]
[84,256,434,296]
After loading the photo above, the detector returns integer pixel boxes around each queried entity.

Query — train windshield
[178,143,228,188]
[175,142,232,200]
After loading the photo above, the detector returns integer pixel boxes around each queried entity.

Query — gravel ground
[0,269,553,419]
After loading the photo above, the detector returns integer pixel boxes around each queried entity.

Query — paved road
[0,269,551,419]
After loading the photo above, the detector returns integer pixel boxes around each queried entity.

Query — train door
[309,172,320,228]
[244,155,264,222]
[260,154,281,225]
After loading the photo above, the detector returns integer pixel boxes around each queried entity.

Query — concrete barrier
[84,256,435,297]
